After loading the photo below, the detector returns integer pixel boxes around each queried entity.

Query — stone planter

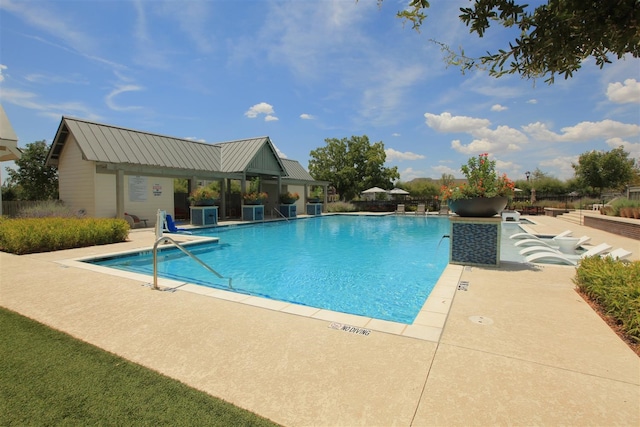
[192,198,217,207]
[448,196,508,217]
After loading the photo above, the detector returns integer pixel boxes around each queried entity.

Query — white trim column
[116,169,125,218]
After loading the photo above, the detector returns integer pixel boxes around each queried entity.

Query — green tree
[1,177,19,201]
[394,0,640,83]
[572,147,636,196]
[438,173,455,188]
[309,135,399,201]
[402,179,439,198]
[174,179,188,193]
[528,168,567,195]
[6,140,58,200]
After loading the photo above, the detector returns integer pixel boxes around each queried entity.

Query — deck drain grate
[457,281,469,291]
[469,315,494,325]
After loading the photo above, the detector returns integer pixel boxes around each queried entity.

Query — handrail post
[272,207,288,221]
[152,236,232,291]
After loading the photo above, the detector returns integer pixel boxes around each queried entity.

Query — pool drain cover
[469,315,494,325]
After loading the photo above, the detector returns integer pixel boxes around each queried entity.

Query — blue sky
[1,0,639,182]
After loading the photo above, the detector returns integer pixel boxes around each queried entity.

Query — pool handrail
[152,236,232,290]
[272,207,288,221]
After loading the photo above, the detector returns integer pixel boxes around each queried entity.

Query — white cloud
[538,156,580,180]
[606,137,640,159]
[432,164,459,177]
[25,72,88,85]
[105,84,144,111]
[300,113,314,120]
[385,148,425,161]
[451,138,493,154]
[491,104,507,112]
[391,132,401,137]
[424,112,490,132]
[272,143,287,158]
[157,1,215,54]
[0,64,6,82]
[606,79,640,104]
[185,137,205,142]
[0,87,101,121]
[523,119,640,142]
[427,111,528,154]
[245,102,278,121]
[526,99,537,104]
[1,0,95,53]
[470,125,528,150]
[399,167,424,181]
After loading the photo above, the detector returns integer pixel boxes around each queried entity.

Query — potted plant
[243,191,268,205]
[189,187,219,206]
[308,187,323,203]
[440,153,515,217]
[279,191,300,204]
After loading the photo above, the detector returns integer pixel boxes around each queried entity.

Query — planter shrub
[0,217,129,255]
[574,256,640,343]
[326,201,357,212]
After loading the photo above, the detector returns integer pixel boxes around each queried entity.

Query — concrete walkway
[1,215,638,426]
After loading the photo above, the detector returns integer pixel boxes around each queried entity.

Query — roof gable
[0,104,21,162]
[47,117,222,173]
[281,158,315,182]
[218,137,286,175]
[46,117,293,179]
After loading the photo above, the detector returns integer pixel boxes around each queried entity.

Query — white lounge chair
[519,236,591,256]
[395,204,406,215]
[510,229,572,240]
[525,243,613,266]
[514,238,560,249]
[415,204,426,215]
[602,248,632,261]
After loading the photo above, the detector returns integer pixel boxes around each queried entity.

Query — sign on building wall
[153,183,162,196]
[129,176,147,202]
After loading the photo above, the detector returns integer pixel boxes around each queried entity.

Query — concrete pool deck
[1,214,638,426]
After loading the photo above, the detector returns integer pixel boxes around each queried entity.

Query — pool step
[556,210,584,225]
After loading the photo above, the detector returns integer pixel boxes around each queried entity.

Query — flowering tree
[441,153,514,201]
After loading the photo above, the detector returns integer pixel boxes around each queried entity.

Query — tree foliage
[308,135,399,201]
[401,179,440,198]
[572,146,636,195]
[5,140,58,201]
[394,0,640,83]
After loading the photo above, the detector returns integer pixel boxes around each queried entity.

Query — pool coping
[59,225,464,343]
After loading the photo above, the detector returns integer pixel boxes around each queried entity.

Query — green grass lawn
[0,307,279,426]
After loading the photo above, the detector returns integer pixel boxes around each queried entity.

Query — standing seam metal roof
[46,117,319,181]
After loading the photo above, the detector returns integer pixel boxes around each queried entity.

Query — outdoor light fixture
[525,171,530,182]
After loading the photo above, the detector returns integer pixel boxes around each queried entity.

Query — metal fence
[1,201,43,217]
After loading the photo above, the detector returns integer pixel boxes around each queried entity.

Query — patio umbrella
[389,188,410,195]
[361,186,388,200]
[389,187,410,201]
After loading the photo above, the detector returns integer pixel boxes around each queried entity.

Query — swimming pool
[88,215,451,324]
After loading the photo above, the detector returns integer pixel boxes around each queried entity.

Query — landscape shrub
[574,257,640,342]
[609,198,640,218]
[17,200,79,218]
[0,217,129,255]
[326,201,357,212]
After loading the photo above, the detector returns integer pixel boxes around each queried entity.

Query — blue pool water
[88,215,451,323]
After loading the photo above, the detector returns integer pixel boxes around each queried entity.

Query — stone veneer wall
[584,215,640,241]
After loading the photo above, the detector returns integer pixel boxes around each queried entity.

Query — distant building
[45,117,327,225]
[0,104,22,216]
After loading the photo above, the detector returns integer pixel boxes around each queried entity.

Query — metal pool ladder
[152,236,232,291]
